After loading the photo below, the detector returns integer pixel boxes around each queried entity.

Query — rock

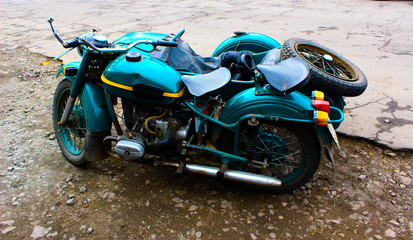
[365,227,373,235]
[175,203,184,208]
[220,200,231,209]
[281,202,287,207]
[79,186,87,193]
[222,228,230,232]
[375,235,383,240]
[48,134,55,140]
[30,226,51,240]
[189,205,198,211]
[409,221,413,232]
[258,212,265,217]
[195,231,202,238]
[269,233,276,239]
[397,176,412,186]
[87,227,93,234]
[358,175,367,181]
[384,229,396,238]
[66,177,72,183]
[307,225,316,233]
[389,220,400,226]
[250,233,257,240]
[7,167,14,172]
[331,219,341,224]
[339,151,347,158]
[66,198,77,206]
[68,194,76,199]
[1,226,16,234]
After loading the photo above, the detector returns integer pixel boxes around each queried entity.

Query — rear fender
[57,62,112,133]
[220,88,333,145]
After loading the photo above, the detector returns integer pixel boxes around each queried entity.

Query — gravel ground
[0,48,412,239]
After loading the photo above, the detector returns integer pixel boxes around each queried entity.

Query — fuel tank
[102,53,184,104]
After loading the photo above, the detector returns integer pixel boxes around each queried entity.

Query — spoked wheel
[236,122,321,193]
[281,38,367,96]
[53,79,88,166]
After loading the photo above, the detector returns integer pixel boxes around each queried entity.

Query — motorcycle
[48,18,366,193]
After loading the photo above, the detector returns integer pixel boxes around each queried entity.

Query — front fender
[56,62,111,133]
[220,88,333,145]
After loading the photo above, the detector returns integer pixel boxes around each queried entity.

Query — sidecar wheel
[234,122,321,194]
[281,38,367,96]
[53,79,106,166]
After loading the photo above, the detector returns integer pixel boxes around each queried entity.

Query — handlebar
[48,18,178,54]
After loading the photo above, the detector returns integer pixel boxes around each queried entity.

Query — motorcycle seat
[181,67,231,97]
[257,58,310,94]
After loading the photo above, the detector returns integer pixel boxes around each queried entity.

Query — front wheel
[235,122,321,193]
[52,79,107,166]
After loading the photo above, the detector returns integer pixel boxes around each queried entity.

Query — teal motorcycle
[48,19,366,193]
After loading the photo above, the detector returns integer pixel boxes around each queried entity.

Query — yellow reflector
[314,110,329,126]
[312,90,324,101]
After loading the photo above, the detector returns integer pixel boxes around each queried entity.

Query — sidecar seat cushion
[260,48,281,65]
[181,67,231,97]
[257,58,310,94]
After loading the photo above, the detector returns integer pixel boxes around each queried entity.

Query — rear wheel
[235,122,321,193]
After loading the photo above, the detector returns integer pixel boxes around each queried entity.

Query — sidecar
[109,30,367,130]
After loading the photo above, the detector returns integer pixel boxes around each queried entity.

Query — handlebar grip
[156,41,178,47]
[63,38,80,48]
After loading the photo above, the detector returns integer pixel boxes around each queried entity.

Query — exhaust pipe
[157,162,282,187]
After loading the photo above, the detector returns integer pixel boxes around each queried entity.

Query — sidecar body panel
[220,88,314,123]
[212,32,282,63]
[102,54,184,104]
[220,88,333,144]
[57,63,112,133]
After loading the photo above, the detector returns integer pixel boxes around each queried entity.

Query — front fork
[59,51,92,125]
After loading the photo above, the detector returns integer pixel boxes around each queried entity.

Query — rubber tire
[281,38,367,97]
[53,79,107,166]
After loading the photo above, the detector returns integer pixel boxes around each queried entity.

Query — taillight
[314,111,329,126]
[312,100,330,114]
[311,90,324,101]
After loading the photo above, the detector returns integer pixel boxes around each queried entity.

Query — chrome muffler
[158,162,282,187]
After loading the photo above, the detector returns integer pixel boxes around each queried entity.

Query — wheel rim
[56,88,86,156]
[239,123,308,183]
[295,43,358,81]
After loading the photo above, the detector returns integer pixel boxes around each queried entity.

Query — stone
[66,198,77,206]
[339,151,347,158]
[331,219,341,224]
[79,186,87,193]
[1,226,16,234]
[258,212,265,217]
[384,229,396,238]
[7,167,14,172]
[358,175,367,181]
[195,231,202,238]
[48,134,55,140]
[409,221,413,232]
[87,227,93,234]
[175,203,184,208]
[375,235,383,240]
[30,226,51,240]
[250,233,257,240]
[389,220,400,226]
[220,200,231,209]
[222,228,230,232]
[307,225,317,233]
[189,205,198,211]
[398,176,412,186]
[269,233,276,239]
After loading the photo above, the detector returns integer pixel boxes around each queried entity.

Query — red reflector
[312,100,330,114]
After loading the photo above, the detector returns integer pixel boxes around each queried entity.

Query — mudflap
[85,131,110,161]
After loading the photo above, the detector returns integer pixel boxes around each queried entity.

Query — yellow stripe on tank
[101,75,185,98]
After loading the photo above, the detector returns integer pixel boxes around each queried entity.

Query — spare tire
[281,38,367,96]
